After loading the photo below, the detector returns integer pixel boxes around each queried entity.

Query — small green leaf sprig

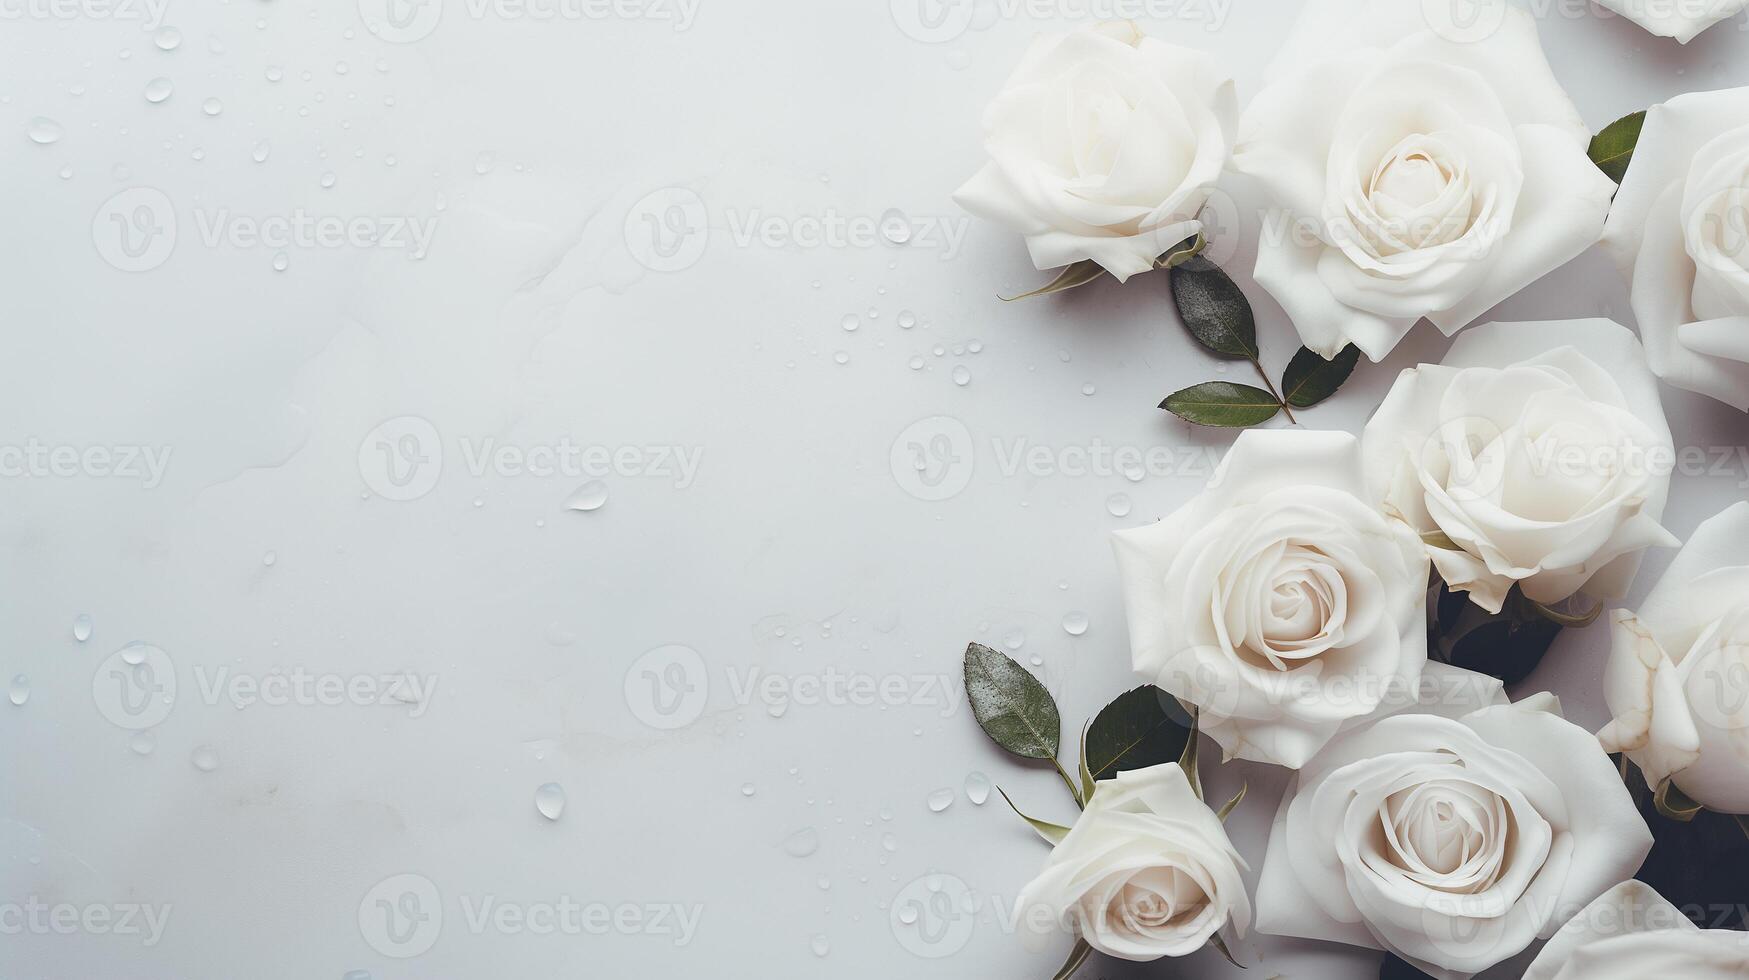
[961,642,1245,976]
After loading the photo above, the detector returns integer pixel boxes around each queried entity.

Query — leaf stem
[1051,758,1085,809]
[1251,358,1297,424]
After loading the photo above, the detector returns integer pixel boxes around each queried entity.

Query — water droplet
[840,314,858,332]
[563,480,608,512]
[1082,383,1097,396]
[926,788,954,813]
[318,171,336,189]
[897,310,916,329]
[144,77,174,104]
[833,351,850,365]
[252,139,271,162]
[782,827,819,857]
[816,875,831,890]
[898,904,919,924]
[271,252,289,272]
[810,934,830,957]
[907,357,924,371]
[879,208,912,245]
[880,833,898,852]
[27,117,63,145]
[1062,611,1089,636]
[741,783,756,797]
[190,745,218,772]
[262,551,277,567]
[474,151,495,175]
[1002,629,1025,651]
[951,365,971,387]
[965,771,990,806]
[154,26,182,50]
[8,675,29,706]
[73,613,93,642]
[121,643,146,666]
[130,731,156,756]
[534,782,566,820]
[1107,493,1133,518]
[265,65,283,82]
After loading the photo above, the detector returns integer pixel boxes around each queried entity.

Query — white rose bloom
[1361,318,1679,615]
[1257,688,1654,979]
[1232,0,1614,361]
[1603,86,1749,410]
[953,21,1237,282]
[1015,762,1249,961]
[1113,430,1429,769]
[1522,880,1749,979]
[1593,0,1749,44]
[1599,503,1749,814]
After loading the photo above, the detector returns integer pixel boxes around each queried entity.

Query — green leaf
[1589,110,1646,184]
[1052,938,1093,980]
[1083,686,1196,782]
[1281,344,1362,409]
[1000,260,1106,302]
[1168,256,1259,360]
[997,786,1072,846]
[1180,712,1203,802]
[1522,595,1605,630]
[1208,932,1243,970]
[1076,722,1096,804]
[1656,777,1704,823]
[1161,382,1282,428]
[963,642,1062,760]
[1420,529,1462,552]
[1153,233,1206,270]
[1216,782,1248,822]
[1445,615,1562,686]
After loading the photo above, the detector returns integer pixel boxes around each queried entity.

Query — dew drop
[1002,629,1025,651]
[474,151,495,175]
[154,26,182,50]
[144,77,174,104]
[73,613,93,642]
[965,771,991,806]
[27,117,63,145]
[190,745,218,772]
[262,551,277,567]
[907,357,924,371]
[810,934,831,958]
[840,314,858,332]
[782,827,819,857]
[130,731,156,755]
[898,904,919,924]
[740,783,756,798]
[951,365,971,387]
[271,252,289,272]
[926,788,954,813]
[8,675,29,706]
[265,65,283,82]
[251,139,271,163]
[1106,493,1133,518]
[833,351,850,365]
[318,171,336,189]
[534,782,566,820]
[1082,383,1097,396]
[1062,611,1089,637]
[879,208,912,245]
[881,833,898,852]
[563,480,608,512]
[896,310,916,329]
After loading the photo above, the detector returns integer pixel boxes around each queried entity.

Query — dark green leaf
[1153,233,1206,270]
[1168,256,1258,360]
[1161,382,1282,428]
[1656,777,1704,823]
[1000,260,1106,302]
[1216,782,1247,822]
[1445,613,1562,686]
[1180,714,1203,801]
[1052,939,1093,980]
[997,786,1071,846]
[1076,722,1095,803]
[1421,529,1462,552]
[1208,932,1243,969]
[1083,686,1195,782]
[963,642,1061,760]
[1522,595,1605,630]
[1589,110,1646,184]
[1281,344,1362,409]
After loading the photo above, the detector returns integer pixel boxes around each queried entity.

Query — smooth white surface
[2,2,1748,978]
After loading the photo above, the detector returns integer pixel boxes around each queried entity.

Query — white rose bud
[1015,762,1249,961]
[1361,318,1679,615]
[1592,0,1749,44]
[1257,688,1653,977]
[1599,502,1749,814]
[1603,86,1749,410]
[1232,0,1613,360]
[1114,430,1429,769]
[954,21,1237,282]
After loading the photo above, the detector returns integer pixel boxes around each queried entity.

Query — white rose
[1594,0,1749,44]
[1599,502,1749,813]
[1361,318,1679,615]
[1257,689,1654,978]
[953,21,1237,282]
[1231,0,1614,361]
[1523,880,1749,979]
[1602,86,1749,410]
[1113,430,1429,769]
[1015,762,1250,960]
